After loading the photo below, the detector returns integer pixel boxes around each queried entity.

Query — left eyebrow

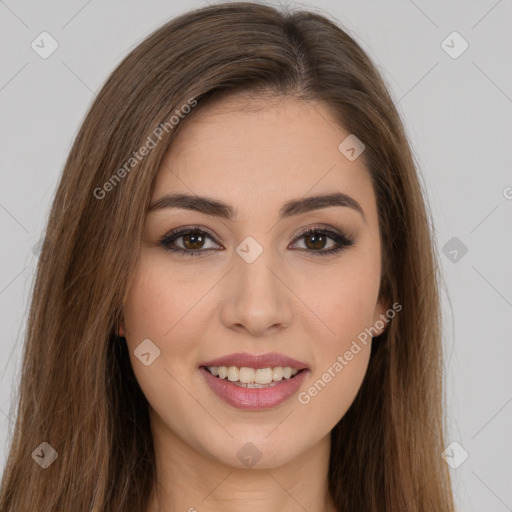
[148,191,366,223]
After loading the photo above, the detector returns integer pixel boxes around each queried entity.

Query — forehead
[153,95,376,221]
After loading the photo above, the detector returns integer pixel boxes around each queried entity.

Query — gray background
[0,0,511,510]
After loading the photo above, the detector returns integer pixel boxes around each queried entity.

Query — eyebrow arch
[148,192,366,222]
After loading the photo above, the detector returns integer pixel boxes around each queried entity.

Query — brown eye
[291,228,355,256]
[180,231,207,250]
[160,228,221,257]
[303,232,330,251]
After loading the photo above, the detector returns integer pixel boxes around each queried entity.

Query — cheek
[294,252,381,346]
[121,257,202,412]
[292,251,379,415]
[326,275,380,342]
[297,269,377,425]
[122,254,213,383]
[123,255,201,340]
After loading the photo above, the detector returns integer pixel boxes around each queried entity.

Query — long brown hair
[0,2,454,510]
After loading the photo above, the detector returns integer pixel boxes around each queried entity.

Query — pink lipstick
[199,352,309,410]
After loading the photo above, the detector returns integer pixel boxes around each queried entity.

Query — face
[121,94,387,469]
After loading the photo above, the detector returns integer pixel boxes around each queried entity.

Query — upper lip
[200,352,309,370]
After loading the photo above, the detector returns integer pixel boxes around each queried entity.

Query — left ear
[371,296,390,337]
[116,318,125,338]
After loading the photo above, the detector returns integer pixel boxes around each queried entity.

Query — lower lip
[199,367,309,410]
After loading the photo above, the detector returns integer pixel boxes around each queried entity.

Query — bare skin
[120,93,387,512]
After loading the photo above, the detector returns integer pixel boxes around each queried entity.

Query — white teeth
[272,367,284,381]
[239,367,255,383]
[206,365,300,384]
[227,366,239,382]
[255,367,273,384]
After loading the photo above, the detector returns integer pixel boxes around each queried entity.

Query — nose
[219,247,293,337]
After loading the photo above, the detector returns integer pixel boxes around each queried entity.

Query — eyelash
[159,225,355,258]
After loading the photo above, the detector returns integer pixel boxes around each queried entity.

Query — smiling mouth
[202,365,305,388]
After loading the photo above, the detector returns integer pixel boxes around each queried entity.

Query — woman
[0,2,455,511]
